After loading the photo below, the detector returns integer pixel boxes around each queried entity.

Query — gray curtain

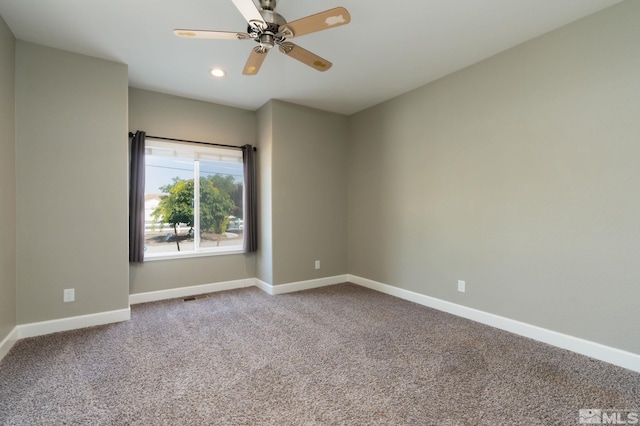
[243,145,258,253]
[129,131,146,262]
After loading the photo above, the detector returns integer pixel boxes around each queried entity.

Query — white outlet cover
[63,288,75,302]
[458,280,466,293]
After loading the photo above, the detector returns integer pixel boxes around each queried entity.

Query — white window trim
[144,247,245,262]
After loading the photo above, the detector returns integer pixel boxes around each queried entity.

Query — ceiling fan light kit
[173,0,351,75]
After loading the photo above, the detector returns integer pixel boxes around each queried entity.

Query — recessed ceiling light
[210,68,226,78]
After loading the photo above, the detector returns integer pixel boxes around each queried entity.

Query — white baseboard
[5,274,638,374]
[129,278,255,305]
[254,278,272,294]
[255,274,349,295]
[348,274,640,373]
[0,326,19,362]
[16,308,131,340]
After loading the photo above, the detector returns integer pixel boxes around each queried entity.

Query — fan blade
[243,47,269,75]
[278,42,332,72]
[231,0,266,28]
[173,29,251,40]
[279,7,350,38]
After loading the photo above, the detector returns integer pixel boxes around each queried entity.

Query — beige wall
[0,15,16,339]
[270,100,348,285]
[348,0,640,354]
[256,101,273,284]
[15,42,129,323]
[128,88,256,294]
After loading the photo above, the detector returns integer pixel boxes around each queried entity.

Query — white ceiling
[0,0,622,115]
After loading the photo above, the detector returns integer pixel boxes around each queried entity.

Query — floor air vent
[183,294,209,302]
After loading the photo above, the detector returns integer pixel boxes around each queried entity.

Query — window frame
[143,138,245,261]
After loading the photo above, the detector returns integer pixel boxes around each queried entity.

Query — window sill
[144,247,245,262]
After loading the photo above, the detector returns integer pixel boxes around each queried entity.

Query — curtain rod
[128,132,256,152]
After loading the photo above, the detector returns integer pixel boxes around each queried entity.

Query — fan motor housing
[248,9,286,49]
[261,10,286,27]
[247,12,285,33]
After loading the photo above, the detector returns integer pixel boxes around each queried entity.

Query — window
[144,139,244,259]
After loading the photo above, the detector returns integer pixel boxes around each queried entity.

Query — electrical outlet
[63,288,75,302]
[315,260,320,270]
[457,280,465,293]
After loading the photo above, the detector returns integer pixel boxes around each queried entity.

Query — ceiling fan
[173,0,351,75]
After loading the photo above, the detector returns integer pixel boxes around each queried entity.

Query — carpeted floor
[0,283,638,425]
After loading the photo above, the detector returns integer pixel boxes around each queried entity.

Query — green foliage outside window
[151,175,236,251]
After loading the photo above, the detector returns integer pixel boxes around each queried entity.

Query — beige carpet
[1,283,638,425]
